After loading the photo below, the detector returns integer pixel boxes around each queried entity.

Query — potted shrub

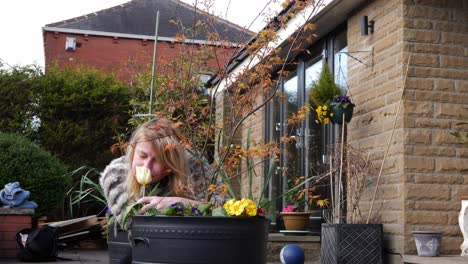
[309,62,343,108]
[310,62,343,125]
[320,144,384,264]
[280,175,328,231]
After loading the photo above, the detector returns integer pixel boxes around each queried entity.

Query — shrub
[0,133,71,218]
[36,66,131,170]
[0,65,42,140]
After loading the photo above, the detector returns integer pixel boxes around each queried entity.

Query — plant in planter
[320,144,384,264]
[280,175,329,231]
[310,62,343,125]
[118,154,270,264]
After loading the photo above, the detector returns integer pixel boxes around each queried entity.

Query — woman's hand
[137,196,200,214]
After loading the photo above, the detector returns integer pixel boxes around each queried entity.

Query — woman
[100,117,216,226]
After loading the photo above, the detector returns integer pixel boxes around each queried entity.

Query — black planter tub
[108,223,132,264]
[131,215,269,264]
[320,223,383,264]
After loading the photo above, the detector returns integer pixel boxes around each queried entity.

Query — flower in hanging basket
[330,95,355,124]
[315,105,334,124]
[331,95,354,109]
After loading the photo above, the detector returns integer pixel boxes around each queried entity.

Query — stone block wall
[402,0,468,254]
[0,209,34,259]
[347,0,406,255]
[348,0,468,256]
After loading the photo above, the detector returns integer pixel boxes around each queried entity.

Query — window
[264,26,347,217]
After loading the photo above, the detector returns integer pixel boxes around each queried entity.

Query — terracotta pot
[280,212,311,230]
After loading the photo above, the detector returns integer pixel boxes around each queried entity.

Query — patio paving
[0,249,315,263]
[0,249,108,263]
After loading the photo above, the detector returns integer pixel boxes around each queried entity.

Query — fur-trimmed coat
[99,151,221,225]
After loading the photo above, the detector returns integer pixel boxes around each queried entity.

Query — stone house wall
[347,0,468,256]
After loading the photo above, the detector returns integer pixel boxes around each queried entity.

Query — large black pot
[320,224,383,264]
[131,215,269,264]
[108,223,132,264]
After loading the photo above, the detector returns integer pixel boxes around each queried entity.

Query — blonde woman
[100,117,216,225]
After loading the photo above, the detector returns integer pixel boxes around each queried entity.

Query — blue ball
[280,244,305,264]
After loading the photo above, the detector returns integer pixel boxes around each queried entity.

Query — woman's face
[132,141,168,183]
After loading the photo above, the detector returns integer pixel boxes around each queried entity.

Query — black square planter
[320,224,383,264]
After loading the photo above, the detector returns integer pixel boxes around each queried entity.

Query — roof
[44,0,253,44]
[209,0,367,86]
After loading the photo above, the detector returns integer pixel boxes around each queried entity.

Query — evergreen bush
[0,65,42,140]
[36,66,131,170]
[0,133,70,218]
[309,62,342,106]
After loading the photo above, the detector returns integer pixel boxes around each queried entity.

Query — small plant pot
[413,231,442,257]
[280,212,311,231]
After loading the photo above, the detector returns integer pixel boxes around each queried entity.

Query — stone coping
[0,208,34,215]
[403,255,468,264]
[268,233,320,242]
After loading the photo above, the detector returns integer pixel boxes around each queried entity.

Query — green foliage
[36,66,132,169]
[0,65,42,140]
[0,133,71,218]
[65,166,107,219]
[309,63,342,106]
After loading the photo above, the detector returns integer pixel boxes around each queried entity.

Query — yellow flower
[243,199,257,216]
[232,200,244,216]
[330,113,334,117]
[224,198,258,217]
[135,166,152,185]
[323,111,327,116]
[223,198,236,215]
[323,105,328,110]
[324,118,330,124]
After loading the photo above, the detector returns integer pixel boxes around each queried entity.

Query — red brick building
[42,0,252,82]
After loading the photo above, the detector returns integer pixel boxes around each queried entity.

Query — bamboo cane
[338,113,345,223]
[329,154,334,223]
[347,155,352,223]
[366,52,412,224]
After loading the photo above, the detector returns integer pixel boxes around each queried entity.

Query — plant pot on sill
[280,211,312,231]
[320,223,384,264]
[413,231,442,257]
[131,215,269,264]
[330,104,354,125]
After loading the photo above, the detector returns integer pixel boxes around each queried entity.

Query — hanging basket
[330,104,354,125]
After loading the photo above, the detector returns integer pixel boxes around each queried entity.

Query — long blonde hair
[126,117,190,201]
